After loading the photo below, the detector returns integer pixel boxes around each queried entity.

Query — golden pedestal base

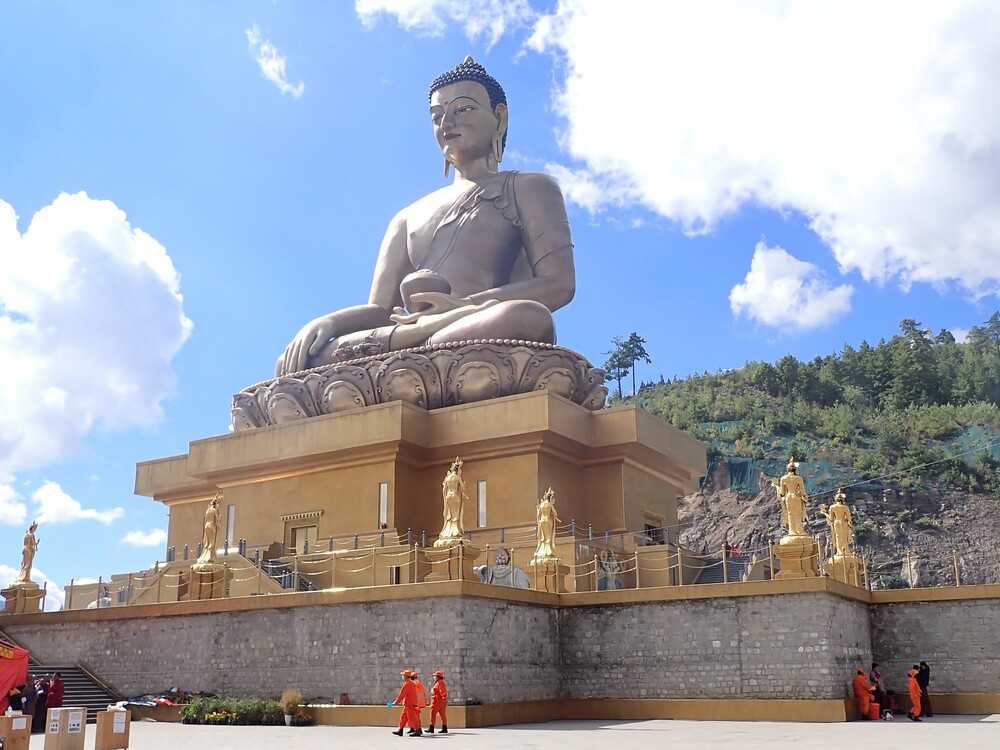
[527,557,570,593]
[774,535,819,580]
[826,552,861,587]
[189,562,230,600]
[422,541,480,583]
[2,581,42,614]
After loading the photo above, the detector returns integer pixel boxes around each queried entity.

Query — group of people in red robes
[854,661,933,722]
[391,669,448,737]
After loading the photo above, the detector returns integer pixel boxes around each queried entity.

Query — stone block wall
[5,597,559,705]
[870,598,1000,694]
[559,592,871,700]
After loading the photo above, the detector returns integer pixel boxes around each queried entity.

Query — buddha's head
[429,56,508,172]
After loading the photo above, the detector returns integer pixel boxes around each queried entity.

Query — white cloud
[0,484,27,526]
[356,0,534,47]
[0,193,191,480]
[730,242,853,330]
[121,528,167,548]
[519,2,1000,296]
[0,565,64,611]
[245,25,305,98]
[32,481,123,525]
[950,327,970,344]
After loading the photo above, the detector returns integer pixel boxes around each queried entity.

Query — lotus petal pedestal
[422,541,480,583]
[231,341,607,431]
[1,581,41,614]
[774,534,820,580]
[189,562,230,600]
[527,557,569,593]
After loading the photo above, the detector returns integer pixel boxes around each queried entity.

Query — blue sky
[0,2,995,601]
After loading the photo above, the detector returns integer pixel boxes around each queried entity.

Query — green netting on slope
[944,425,1000,464]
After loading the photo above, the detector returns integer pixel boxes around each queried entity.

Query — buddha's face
[430,81,506,169]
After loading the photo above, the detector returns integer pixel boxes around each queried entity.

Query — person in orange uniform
[412,670,429,735]
[427,670,448,734]
[907,667,922,722]
[852,668,880,720]
[391,670,422,737]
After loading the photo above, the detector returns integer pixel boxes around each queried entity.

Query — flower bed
[180,697,312,726]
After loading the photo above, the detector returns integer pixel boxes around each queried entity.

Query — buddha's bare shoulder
[392,183,468,229]
[511,171,567,214]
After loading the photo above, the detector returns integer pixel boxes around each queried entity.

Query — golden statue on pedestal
[820,488,854,556]
[434,458,468,548]
[16,521,39,585]
[196,493,222,565]
[768,457,820,580]
[820,488,861,586]
[532,487,561,562]
[771,457,809,536]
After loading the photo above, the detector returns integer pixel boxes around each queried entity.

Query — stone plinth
[527,558,570,593]
[827,553,861,587]
[231,341,607,431]
[2,582,42,615]
[774,535,819,580]
[188,563,229,600]
[422,542,480,583]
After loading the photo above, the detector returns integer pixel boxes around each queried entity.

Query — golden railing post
[953,549,961,587]
[332,550,338,587]
[257,563,262,596]
[371,547,377,587]
[677,545,684,586]
[905,549,913,588]
[722,544,728,584]
[67,578,74,610]
[293,556,300,590]
[127,572,134,605]
[634,551,640,590]
[458,541,464,582]
[156,569,163,603]
[768,543,775,581]
[862,554,870,590]
[593,554,599,592]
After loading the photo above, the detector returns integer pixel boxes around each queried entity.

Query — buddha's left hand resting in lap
[276,57,575,376]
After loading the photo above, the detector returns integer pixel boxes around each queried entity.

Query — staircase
[696,554,751,584]
[27,665,121,723]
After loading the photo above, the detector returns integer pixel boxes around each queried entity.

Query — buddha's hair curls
[428,56,507,110]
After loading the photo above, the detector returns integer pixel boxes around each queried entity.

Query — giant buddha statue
[233,57,605,430]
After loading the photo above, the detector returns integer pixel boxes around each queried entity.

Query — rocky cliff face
[678,461,999,588]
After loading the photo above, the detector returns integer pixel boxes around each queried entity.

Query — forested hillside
[632,314,1000,587]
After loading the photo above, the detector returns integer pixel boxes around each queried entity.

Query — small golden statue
[820,488,861,586]
[819,488,854,557]
[196,492,222,564]
[16,521,39,585]
[771,457,809,537]
[768,457,820,580]
[532,487,562,562]
[434,458,468,548]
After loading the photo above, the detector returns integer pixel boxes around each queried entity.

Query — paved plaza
[26,716,1000,749]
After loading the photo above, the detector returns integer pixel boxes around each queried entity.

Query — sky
[1,1,998,606]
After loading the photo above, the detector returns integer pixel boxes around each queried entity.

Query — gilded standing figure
[533,488,561,562]
[435,458,468,547]
[16,521,39,585]
[197,493,222,564]
[770,458,809,537]
[819,488,854,556]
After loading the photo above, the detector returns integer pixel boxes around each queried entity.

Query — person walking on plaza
[412,670,428,735]
[907,667,922,722]
[47,672,64,710]
[917,661,933,718]
[852,668,880,720]
[391,670,421,737]
[427,670,448,734]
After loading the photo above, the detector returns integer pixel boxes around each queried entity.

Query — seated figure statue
[276,56,575,376]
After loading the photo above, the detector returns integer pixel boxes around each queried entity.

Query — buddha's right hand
[278,314,338,375]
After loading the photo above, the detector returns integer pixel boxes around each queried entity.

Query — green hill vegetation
[634,315,1000,496]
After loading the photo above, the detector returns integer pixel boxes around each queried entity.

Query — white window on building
[477,480,487,528]
[378,482,389,528]
[226,504,237,547]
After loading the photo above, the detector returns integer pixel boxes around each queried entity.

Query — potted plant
[280,689,302,727]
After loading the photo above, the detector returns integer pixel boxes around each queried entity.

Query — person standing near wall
[869,662,885,712]
[917,661,933,718]
[46,672,64,710]
[907,667,922,722]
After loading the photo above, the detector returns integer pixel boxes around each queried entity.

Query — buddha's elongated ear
[494,102,509,163]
